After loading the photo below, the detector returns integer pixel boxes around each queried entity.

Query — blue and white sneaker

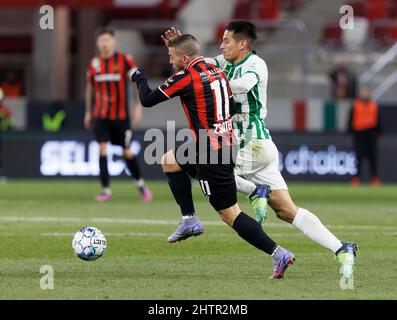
[336,242,358,279]
[167,216,204,243]
[249,185,272,224]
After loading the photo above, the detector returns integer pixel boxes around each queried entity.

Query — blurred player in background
[0,87,12,182]
[130,34,296,280]
[163,22,358,279]
[85,27,152,202]
[348,86,382,187]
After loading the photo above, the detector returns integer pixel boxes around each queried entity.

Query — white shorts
[234,138,288,190]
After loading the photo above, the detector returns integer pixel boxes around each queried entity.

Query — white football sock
[103,187,112,195]
[134,179,145,188]
[182,214,195,220]
[235,175,256,196]
[292,208,342,254]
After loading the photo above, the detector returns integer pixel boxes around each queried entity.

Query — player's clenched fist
[128,67,146,83]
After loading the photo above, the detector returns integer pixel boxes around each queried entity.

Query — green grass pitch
[0,180,396,300]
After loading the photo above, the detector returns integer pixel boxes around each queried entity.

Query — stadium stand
[322,0,397,48]
[213,0,301,42]
[322,21,343,48]
[1,0,397,128]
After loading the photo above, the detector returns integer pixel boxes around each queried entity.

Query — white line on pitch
[0,232,307,238]
[0,231,376,239]
[0,215,395,231]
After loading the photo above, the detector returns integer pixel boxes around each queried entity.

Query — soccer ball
[72,226,107,261]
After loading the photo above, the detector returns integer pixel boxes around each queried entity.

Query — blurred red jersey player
[85,27,152,202]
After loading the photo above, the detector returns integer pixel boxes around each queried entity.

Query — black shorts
[174,143,237,212]
[93,119,133,148]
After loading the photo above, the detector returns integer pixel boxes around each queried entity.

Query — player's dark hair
[95,26,115,38]
[225,21,257,46]
[168,34,200,56]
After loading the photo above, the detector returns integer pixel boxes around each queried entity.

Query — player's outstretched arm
[130,68,169,108]
[161,27,181,47]
[229,72,259,94]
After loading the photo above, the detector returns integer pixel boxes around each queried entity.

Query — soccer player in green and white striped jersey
[162,23,357,279]
[206,23,287,221]
[208,46,271,148]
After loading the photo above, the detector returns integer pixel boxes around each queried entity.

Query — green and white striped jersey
[207,52,270,147]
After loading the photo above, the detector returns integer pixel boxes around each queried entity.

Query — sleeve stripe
[158,86,170,98]
[243,70,260,81]
[162,75,191,97]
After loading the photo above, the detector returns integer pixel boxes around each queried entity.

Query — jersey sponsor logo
[199,69,220,79]
[94,73,122,82]
[163,77,174,87]
[233,113,249,122]
[213,118,233,134]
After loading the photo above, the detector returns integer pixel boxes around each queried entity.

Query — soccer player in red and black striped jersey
[85,27,152,202]
[130,34,293,276]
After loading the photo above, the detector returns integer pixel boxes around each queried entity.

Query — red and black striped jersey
[159,56,235,149]
[86,51,136,121]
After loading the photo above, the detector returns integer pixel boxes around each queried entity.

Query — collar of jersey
[231,51,256,68]
[97,51,117,60]
[186,56,205,68]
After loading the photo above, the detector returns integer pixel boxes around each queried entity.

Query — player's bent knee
[161,152,181,173]
[219,212,235,227]
[218,203,240,226]
[161,151,173,165]
[275,208,296,223]
[275,209,288,221]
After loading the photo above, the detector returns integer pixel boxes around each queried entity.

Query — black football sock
[99,156,110,189]
[232,212,277,255]
[165,171,195,217]
[125,157,142,182]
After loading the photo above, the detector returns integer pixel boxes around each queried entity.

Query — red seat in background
[347,0,366,17]
[372,25,390,46]
[322,22,342,48]
[233,0,254,19]
[387,22,397,44]
[258,0,281,21]
[365,0,389,21]
[388,0,397,18]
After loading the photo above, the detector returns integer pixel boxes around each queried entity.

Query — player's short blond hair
[168,34,200,57]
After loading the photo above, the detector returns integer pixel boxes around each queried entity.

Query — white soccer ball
[72,226,107,261]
